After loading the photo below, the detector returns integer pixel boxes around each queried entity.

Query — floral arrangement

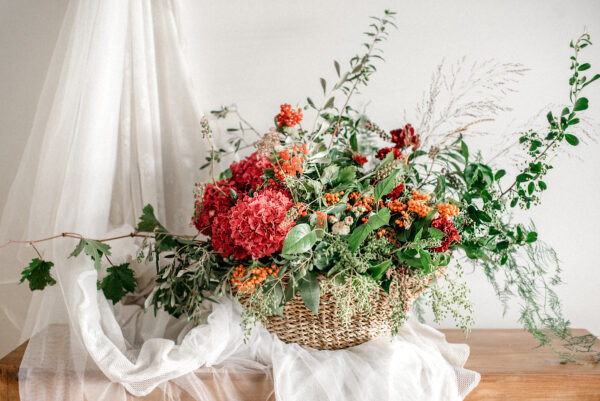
[7,11,600,359]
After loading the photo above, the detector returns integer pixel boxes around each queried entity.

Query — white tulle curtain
[0,0,479,400]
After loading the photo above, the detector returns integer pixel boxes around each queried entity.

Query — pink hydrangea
[228,188,295,260]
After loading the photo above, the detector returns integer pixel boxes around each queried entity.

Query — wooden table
[1,329,599,400]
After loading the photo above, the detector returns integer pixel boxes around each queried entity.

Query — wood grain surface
[1,328,598,400]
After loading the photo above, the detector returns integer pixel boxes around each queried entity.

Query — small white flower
[344,216,354,225]
[328,215,339,224]
[331,222,350,235]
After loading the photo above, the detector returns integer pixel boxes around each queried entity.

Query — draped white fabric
[0,0,480,400]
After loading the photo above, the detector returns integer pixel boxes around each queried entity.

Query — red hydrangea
[228,188,296,260]
[211,213,249,260]
[387,183,405,200]
[230,151,273,193]
[430,217,461,253]
[353,153,368,166]
[375,147,403,160]
[192,180,234,233]
[390,124,420,151]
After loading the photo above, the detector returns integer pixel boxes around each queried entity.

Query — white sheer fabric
[0,0,480,400]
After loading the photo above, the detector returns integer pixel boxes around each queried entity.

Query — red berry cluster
[276,104,303,127]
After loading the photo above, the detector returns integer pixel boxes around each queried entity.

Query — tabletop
[1,328,599,400]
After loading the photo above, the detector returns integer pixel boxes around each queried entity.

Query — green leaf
[494,169,506,181]
[350,133,358,151]
[299,271,320,315]
[578,63,591,71]
[20,258,56,291]
[323,201,348,215]
[420,250,433,273]
[582,74,600,88]
[496,241,510,251]
[510,198,518,208]
[98,263,136,304]
[229,188,238,202]
[337,166,356,184]
[476,210,492,223]
[136,204,160,232]
[434,176,446,199]
[528,182,535,195]
[320,78,327,94]
[564,134,579,146]
[348,208,391,252]
[516,173,533,182]
[323,97,335,109]
[374,169,399,201]
[573,97,588,111]
[526,232,538,243]
[427,227,445,240]
[69,239,111,271]
[538,181,547,190]
[460,140,469,161]
[367,260,391,280]
[320,165,339,184]
[282,224,317,254]
[334,60,341,77]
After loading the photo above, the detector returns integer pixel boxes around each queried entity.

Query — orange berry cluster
[296,202,308,217]
[324,191,344,206]
[411,190,431,201]
[276,104,303,127]
[437,203,460,219]
[376,227,397,244]
[347,192,376,212]
[388,199,407,213]
[231,264,281,293]
[274,149,305,181]
[408,199,432,218]
[316,211,327,226]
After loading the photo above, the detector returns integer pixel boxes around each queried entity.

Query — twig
[232,108,262,138]
[327,28,383,150]
[440,118,494,145]
[30,242,43,260]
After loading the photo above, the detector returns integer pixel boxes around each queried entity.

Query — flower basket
[257,268,445,350]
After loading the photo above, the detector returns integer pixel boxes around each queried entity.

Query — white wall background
[1,0,599,357]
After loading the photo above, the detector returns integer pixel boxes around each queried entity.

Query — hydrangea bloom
[230,151,273,193]
[228,188,295,259]
[211,212,249,260]
[192,180,234,233]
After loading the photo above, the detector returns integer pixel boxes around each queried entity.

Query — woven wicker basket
[260,268,444,350]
